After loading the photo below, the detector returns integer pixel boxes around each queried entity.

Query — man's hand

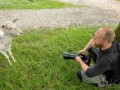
[75,56,82,63]
[75,56,89,73]
[77,49,86,55]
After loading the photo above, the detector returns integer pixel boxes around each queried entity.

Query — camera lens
[63,52,77,60]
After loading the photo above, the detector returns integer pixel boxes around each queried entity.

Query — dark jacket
[86,42,120,83]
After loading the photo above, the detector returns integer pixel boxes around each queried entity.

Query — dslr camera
[63,52,86,61]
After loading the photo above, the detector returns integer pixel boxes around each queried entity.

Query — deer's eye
[9,28,12,30]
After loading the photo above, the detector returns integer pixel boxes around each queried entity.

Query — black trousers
[87,47,99,63]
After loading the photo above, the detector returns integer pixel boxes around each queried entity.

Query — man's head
[93,27,115,48]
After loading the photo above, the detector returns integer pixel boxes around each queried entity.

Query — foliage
[115,23,120,42]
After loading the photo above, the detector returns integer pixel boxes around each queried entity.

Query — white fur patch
[0,30,4,38]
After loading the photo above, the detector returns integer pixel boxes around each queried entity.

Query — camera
[63,52,86,61]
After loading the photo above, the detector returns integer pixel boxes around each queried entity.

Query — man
[76,27,120,87]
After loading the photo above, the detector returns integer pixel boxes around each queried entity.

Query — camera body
[63,52,86,61]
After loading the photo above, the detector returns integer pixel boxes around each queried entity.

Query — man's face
[93,30,105,48]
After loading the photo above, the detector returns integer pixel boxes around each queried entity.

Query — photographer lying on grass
[76,27,120,87]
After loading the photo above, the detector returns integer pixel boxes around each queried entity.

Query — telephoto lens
[63,52,77,60]
[63,52,86,60]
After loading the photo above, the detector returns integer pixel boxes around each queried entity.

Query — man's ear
[12,19,18,23]
[104,40,109,44]
[1,25,4,28]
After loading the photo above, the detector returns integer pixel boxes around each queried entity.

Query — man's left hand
[75,56,82,63]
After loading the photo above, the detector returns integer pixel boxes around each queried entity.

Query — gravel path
[60,0,120,13]
[0,0,120,30]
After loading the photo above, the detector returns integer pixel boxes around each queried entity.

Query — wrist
[79,59,82,62]
[78,58,82,63]
[83,49,87,52]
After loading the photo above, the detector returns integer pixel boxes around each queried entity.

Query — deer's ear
[12,19,18,23]
[1,25,4,28]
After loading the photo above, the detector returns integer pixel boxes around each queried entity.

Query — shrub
[115,23,120,42]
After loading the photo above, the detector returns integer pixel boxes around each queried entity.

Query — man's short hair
[101,27,115,43]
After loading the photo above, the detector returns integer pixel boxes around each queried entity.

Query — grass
[0,0,82,10]
[0,26,119,90]
[117,0,120,1]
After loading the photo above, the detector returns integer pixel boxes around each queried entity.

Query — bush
[115,23,120,42]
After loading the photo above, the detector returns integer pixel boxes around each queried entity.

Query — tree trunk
[115,23,120,42]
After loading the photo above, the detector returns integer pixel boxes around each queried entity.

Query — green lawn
[117,0,120,1]
[0,26,119,90]
[0,0,81,10]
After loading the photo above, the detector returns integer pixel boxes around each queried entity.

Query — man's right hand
[77,49,86,55]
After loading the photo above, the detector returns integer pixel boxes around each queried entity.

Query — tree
[115,23,120,42]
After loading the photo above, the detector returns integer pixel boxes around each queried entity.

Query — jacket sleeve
[85,56,111,77]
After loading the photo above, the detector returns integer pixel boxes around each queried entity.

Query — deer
[0,19,23,65]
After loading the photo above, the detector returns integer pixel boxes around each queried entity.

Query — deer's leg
[8,50,16,62]
[7,44,16,62]
[0,50,12,65]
